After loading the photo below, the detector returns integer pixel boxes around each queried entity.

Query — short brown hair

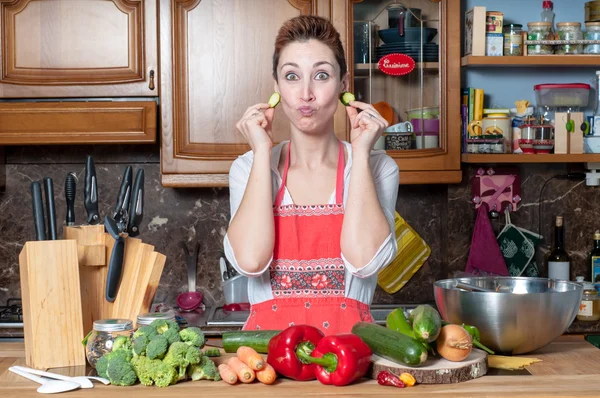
[272,15,347,81]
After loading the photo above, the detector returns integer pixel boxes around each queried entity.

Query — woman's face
[275,39,348,134]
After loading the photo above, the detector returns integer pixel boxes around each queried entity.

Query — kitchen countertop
[1,335,600,397]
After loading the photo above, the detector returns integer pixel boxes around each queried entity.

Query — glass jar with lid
[527,22,554,55]
[85,319,133,367]
[556,22,583,54]
[503,24,523,56]
[576,281,600,322]
[136,309,177,327]
[584,22,600,54]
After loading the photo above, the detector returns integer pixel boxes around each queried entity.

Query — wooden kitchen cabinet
[0,0,158,145]
[160,0,460,186]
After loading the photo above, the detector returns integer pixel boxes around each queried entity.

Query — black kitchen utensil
[30,181,46,241]
[112,165,133,230]
[65,173,76,226]
[42,177,57,240]
[84,156,100,225]
[127,169,144,237]
[104,216,125,302]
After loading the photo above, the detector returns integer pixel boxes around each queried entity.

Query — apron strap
[274,140,346,207]
[335,140,345,205]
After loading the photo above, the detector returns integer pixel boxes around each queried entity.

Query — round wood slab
[370,349,488,384]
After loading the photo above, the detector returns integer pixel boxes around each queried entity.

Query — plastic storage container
[534,83,591,107]
[222,275,249,305]
[85,319,133,367]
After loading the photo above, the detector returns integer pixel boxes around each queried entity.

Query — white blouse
[223,140,399,305]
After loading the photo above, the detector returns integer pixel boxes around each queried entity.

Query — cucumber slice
[340,92,355,106]
[268,92,281,108]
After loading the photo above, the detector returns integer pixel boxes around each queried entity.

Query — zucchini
[352,322,428,367]
[386,308,432,353]
[339,91,355,106]
[268,92,281,108]
[410,305,442,343]
[222,330,281,353]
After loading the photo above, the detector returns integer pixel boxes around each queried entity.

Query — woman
[224,15,399,335]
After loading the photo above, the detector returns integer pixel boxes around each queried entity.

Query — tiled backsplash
[0,145,598,307]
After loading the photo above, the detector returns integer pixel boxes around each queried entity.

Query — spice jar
[577,282,600,322]
[527,22,554,55]
[556,22,583,54]
[503,24,523,56]
[85,319,133,367]
[136,309,176,327]
[584,22,600,54]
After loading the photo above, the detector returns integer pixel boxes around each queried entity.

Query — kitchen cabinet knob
[149,70,155,90]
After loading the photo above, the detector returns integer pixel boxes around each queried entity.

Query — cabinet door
[350,0,461,184]
[161,0,344,186]
[0,0,158,98]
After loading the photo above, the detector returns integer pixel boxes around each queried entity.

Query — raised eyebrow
[314,61,334,68]
[281,62,300,69]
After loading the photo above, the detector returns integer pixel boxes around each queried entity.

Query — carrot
[237,346,265,371]
[218,363,238,385]
[255,363,277,385]
[228,356,255,383]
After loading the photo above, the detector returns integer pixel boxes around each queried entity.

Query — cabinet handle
[149,70,155,90]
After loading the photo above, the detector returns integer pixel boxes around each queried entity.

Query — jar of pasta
[577,282,600,322]
[527,22,554,55]
[556,22,583,54]
[585,22,600,54]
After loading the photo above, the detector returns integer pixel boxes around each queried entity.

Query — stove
[0,298,24,339]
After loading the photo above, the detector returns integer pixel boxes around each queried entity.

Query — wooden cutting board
[370,349,488,384]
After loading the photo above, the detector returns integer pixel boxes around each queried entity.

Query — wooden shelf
[462,153,600,163]
[461,55,600,67]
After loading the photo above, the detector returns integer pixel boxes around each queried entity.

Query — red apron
[243,140,374,335]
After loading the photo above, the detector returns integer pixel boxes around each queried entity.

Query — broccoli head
[151,319,179,335]
[133,324,158,340]
[131,356,154,386]
[95,355,109,379]
[147,334,169,360]
[188,356,221,381]
[179,327,205,348]
[152,360,179,387]
[132,335,149,357]
[112,335,132,353]
[163,327,181,345]
[163,342,201,380]
[106,354,137,386]
[95,349,130,379]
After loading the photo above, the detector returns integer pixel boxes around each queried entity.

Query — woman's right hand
[236,103,275,153]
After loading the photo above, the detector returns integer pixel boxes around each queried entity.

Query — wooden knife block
[63,225,167,334]
[18,240,86,369]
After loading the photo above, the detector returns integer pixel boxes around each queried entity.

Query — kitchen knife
[30,181,46,241]
[104,216,125,302]
[84,156,100,225]
[112,165,133,227]
[42,177,57,240]
[127,168,144,237]
[65,173,76,226]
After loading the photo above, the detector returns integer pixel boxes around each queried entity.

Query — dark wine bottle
[547,216,570,280]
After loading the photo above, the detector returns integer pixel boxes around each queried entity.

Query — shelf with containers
[460,0,600,164]
[350,0,461,184]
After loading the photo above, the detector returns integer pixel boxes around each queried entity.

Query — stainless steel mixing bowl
[434,277,583,355]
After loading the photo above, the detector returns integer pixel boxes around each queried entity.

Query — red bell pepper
[296,334,372,386]
[266,325,325,381]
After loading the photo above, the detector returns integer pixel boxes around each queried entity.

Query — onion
[436,324,473,362]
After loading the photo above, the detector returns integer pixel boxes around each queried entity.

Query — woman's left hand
[345,101,389,155]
